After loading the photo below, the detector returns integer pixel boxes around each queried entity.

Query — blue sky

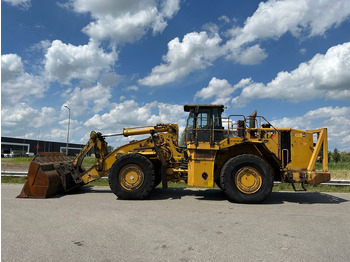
[2,0,350,151]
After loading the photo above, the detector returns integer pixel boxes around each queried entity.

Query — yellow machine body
[18,104,330,203]
[187,148,217,187]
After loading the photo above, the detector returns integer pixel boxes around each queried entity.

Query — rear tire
[109,154,155,199]
[220,154,273,203]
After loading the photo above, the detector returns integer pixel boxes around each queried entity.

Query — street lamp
[37,130,40,154]
[64,105,70,156]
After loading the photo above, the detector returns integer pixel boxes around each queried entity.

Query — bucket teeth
[17,152,84,198]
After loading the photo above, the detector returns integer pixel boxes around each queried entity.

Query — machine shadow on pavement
[264,192,348,205]
[50,186,113,198]
[148,188,349,204]
[61,186,229,201]
[61,186,349,205]
[148,188,228,201]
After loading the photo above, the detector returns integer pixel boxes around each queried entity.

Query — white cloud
[63,83,112,117]
[202,23,219,35]
[1,101,90,143]
[44,128,69,142]
[1,54,48,107]
[97,71,121,87]
[271,106,350,151]
[84,100,187,134]
[140,0,350,86]
[44,40,118,84]
[195,77,240,105]
[124,85,139,91]
[218,15,230,24]
[231,42,350,107]
[70,0,180,44]
[225,0,350,60]
[230,44,268,65]
[300,48,307,54]
[1,54,23,82]
[1,103,57,133]
[139,31,223,86]
[3,0,30,9]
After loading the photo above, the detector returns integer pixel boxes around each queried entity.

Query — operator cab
[184,105,224,143]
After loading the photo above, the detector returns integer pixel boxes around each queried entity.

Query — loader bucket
[17,152,84,198]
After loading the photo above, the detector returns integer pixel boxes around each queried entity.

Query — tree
[328,151,332,163]
[107,145,114,154]
[178,131,187,147]
[333,148,341,163]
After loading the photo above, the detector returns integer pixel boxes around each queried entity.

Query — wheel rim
[119,164,144,190]
[235,166,262,194]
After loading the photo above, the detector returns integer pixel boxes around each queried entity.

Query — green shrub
[333,148,341,163]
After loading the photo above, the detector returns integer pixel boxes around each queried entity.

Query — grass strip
[1,156,96,167]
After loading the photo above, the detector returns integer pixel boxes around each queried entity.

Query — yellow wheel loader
[17,105,330,203]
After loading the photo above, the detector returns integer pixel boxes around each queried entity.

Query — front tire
[220,154,273,203]
[109,154,155,199]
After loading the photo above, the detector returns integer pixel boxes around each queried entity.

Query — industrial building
[1,136,85,157]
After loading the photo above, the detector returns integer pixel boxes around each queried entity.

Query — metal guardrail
[274,181,350,186]
[2,171,350,186]
[321,181,350,186]
[1,171,110,179]
[2,171,28,177]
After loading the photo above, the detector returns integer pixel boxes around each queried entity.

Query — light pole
[23,134,25,157]
[64,105,70,156]
[37,130,40,154]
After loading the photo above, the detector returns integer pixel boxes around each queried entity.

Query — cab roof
[184,104,224,112]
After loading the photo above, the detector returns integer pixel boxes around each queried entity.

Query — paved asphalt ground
[2,184,350,262]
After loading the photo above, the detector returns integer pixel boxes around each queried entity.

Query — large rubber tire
[220,154,273,203]
[109,154,155,200]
